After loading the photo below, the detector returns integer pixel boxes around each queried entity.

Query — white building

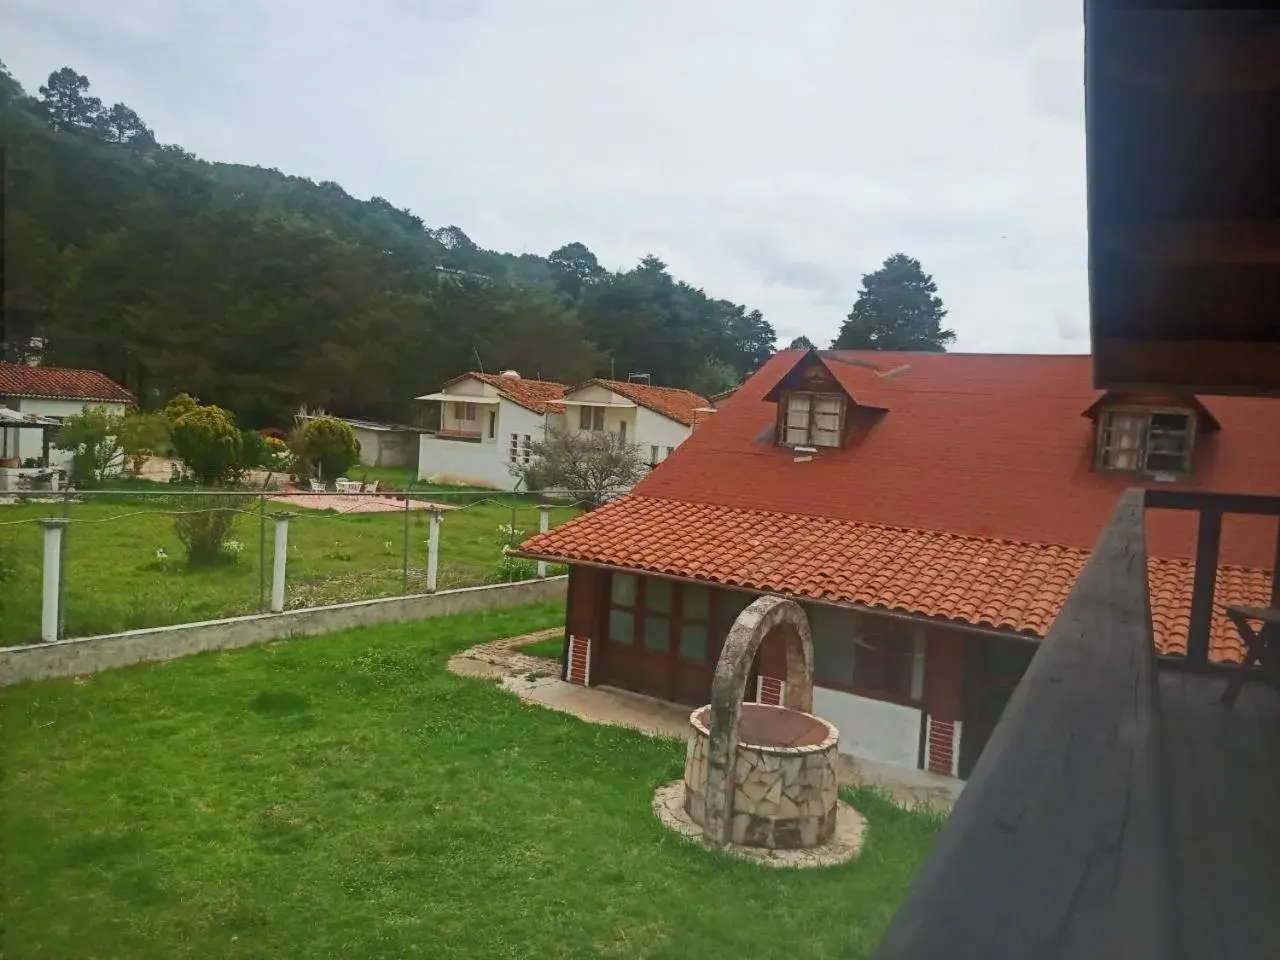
[416,371,568,490]
[555,378,709,470]
[0,362,134,475]
[415,372,711,491]
[341,418,424,469]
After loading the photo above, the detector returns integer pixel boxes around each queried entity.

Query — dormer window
[1097,409,1194,475]
[782,392,845,447]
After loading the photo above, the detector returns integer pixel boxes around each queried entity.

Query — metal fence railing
[0,486,604,647]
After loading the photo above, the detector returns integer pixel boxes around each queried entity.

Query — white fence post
[426,508,443,593]
[39,519,69,642]
[271,512,292,613]
[537,504,551,578]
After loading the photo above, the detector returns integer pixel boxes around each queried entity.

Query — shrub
[162,393,199,424]
[298,416,360,478]
[486,555,538,584]
[173,494,242,566]
[262,435,292,471]
[240,428,270,469]
[170,405,242,485]
[118,410,171,474]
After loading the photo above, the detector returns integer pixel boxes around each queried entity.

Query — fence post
[271,512,292,613]
[537,504,551,578]
[402,493,411,595]
[39,519,69,642]
[426,508,443,593]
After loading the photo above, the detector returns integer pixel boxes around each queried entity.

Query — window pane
[683,584,709,620]
[1145,413,1190,472]
[579,406,592,430]
[720,590,753,629]
[647,577,672,613]
[611,572,637,606]
[679,623,708,661]
[1101,412,1144,470]
[643,616,670,652]
[608,609,634,645]
[812,607,857,685]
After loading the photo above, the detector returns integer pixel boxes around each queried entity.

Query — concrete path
[450,630,963,811]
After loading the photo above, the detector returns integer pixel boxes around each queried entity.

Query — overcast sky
[4,0,1088,352]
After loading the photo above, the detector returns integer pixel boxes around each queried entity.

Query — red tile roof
[518,351,1280,663]
[0,363,134,403]
[518,495,1272,663]
[445,372,567,414]
[574,379,709,427]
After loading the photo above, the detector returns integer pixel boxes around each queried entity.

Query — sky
[3,0,1089,353]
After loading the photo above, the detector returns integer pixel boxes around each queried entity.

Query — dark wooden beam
[872,490,1172,960]
[1101,220,1280,264]
[1093,339,1280,397]
[1185,507,1223,666]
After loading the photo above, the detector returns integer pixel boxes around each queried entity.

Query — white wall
[6,399,128,471]
[634,406,692,466]
[813,686,923,769]
[418,398,545,489]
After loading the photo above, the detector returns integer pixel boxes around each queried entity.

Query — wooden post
[536,504,551,578]
[426,508,443,593]
[1186,506,1222,667]
[271,512,292,613]
[39,519,69,642]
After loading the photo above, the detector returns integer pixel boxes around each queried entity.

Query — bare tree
[515,426,647,508]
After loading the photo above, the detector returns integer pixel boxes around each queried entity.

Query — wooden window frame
[606,574,719,665]
[579,405,605,432]
[453,401,478,422]
[811,610,917,706]
[778,390,847,449]
[1096,406,1196,477]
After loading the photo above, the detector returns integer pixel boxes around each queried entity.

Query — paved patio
[451,630,964,811]
[267,493,456,514]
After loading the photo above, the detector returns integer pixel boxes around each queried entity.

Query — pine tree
[831,254,956,351]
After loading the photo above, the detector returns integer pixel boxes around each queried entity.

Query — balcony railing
[872,487,1280,960]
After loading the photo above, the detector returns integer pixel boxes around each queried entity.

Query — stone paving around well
[449,631,964,811]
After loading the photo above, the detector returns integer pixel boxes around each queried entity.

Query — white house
[0,362,134,476]
[415,371,567,490]
[553,378,709,470]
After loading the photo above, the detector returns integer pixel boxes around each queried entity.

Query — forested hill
[0,64,775,426]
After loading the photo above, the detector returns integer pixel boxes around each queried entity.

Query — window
[606,574,714,663]
[508,433,519,463]
[579,405,605,431]
[665,446,674,458]
[521,434,531,464]
[650,444,660,465]
[453,401,477,422]
[619,420,626,442]
[487,411,496,439]
[810,606,915,702]
[1098,409,1194,475]
[782,392,845,447]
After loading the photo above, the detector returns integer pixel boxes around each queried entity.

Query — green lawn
[0,602,940,959]
[517,634,567,661]
[0,490,577,645]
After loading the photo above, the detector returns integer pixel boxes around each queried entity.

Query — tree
[296,415,360,478]
[690,356,739,398]
[93,103,156,149]
[53,406,125,484]
[170,404,242,484]
[788,335,815,350]
[547,242,603,300]
[516,427,646,509]
[38,68,103,133]
[831,254,956,352]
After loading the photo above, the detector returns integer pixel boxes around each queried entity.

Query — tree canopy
[830,254,956,352]
[1,63,778,427]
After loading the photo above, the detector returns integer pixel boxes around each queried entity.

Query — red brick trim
[757,675,784,706]
[567,635,591,686]
[926,716,961,776]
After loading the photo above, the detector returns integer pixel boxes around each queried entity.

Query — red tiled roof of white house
[0,363,135,403]
[568,379,709,427]
[442,371,567,414]
[519,350,1280,663]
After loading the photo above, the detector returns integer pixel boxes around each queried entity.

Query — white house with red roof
[414,371,709,491]
[516,348,1280,779]
[0,362,135,474]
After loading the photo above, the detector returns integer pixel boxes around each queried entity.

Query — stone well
[683,702,840,849]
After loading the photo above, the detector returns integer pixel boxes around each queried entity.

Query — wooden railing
[872,487,1280,960]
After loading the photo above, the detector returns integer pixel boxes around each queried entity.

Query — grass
[0,601,942,959]
[517,634,567,661]
[0,487,578,645]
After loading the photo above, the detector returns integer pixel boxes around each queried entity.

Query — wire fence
[0,486,605,646]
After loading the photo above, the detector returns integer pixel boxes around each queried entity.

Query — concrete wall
[5,399,128,470]
[635,406,692,467]
[354,428,416,469]
[813,686,923,769]
[0,576,568,687]
[418,398,545,489]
